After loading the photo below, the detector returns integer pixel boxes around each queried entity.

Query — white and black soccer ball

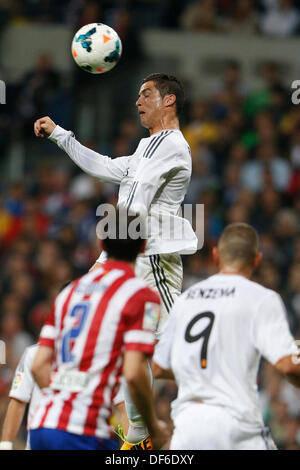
[71,23,122,74]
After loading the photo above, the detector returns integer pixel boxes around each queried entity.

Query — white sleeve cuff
[48,125,73,144]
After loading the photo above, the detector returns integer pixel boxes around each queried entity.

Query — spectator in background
[260,0,300,37]
[26,0,62,23]
[261,61,287,92]
[284,262,300,334]
[0,0,11,27]
[288,125,300,196]
[35,239,62,290]
[0,311,33,362]
[77,0,101,28]
[180,0,222,32]
[227,141,249,167]
[18,53,61,137]
[251,188,281,233]
[185,143,218,204]
[212,60,248,103]
[223,0,258,34]
[117,117,141,154]
[244,61,288,121]
[222,162,242,206]
[240,140,291,193]
[272,209,300,271]
[183,99,218,155]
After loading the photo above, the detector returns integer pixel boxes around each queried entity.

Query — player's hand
[34,116,56,138]
[150,419,170,450]
[89,262,102,272]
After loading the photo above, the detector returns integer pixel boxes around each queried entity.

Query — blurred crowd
[1,0,300,451]
[1,0,300,37]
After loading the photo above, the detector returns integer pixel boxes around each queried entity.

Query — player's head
[136,73,185,128]
[213,223,262,275]
[98,209,146,263]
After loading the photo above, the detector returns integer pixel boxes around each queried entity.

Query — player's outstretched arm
[123,350,169,450]
[0,399,27,450]
[34,117,130,184]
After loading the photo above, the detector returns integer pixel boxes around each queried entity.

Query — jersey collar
[102,259,135,276]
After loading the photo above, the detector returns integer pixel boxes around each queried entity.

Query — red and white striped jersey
[30,260,160,439]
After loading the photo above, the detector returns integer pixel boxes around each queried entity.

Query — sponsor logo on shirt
[143,302,160,332]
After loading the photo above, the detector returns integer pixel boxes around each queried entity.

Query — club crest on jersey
[12,372,23,390]
[143,302,160,331]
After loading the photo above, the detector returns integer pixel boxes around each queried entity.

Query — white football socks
[123,359,153,443]
[126,424,148,444]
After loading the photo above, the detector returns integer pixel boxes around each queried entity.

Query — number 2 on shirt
[62,303,90,363]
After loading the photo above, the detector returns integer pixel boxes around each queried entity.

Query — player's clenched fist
[34,116,56,138]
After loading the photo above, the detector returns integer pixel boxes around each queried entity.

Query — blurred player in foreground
[34,73,197,449]
[28,211,168,450]
[0,345,40,450]
[153,223,300,450]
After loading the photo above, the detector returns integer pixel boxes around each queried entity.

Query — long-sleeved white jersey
[49,126,198,256]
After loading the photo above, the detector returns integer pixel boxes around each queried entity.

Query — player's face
[136,81,164,129]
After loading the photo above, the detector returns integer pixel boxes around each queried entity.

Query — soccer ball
[71,23,122,74]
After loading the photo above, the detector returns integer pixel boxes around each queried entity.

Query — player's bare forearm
[31,346,53,389]
[275,354,300,387]
[123,351,169,449]
[123,352,157,432]
[152,361,175,380]
[32,363,52,389]
[1,398,27,443]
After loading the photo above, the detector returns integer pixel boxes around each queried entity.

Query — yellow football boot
[120,436,153,450]
[115,425,153,450]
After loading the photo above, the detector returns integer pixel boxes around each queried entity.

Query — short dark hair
[99,209,145,262]
[141,73,185,116]
[218,223,259,269]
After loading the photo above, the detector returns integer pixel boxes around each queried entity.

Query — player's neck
[148,116,179,136]
[107,257,135,269]
[219,266,252,279]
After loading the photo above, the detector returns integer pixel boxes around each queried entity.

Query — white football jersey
[9,344,41,449]
[48,126,198,256]
[154,274,298,431]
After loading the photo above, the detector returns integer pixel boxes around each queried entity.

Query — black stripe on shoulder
[146,130,173,159]
[143,132,164,159]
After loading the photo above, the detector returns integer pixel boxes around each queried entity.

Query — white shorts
[170,403,277,450]
[97,251,183,336]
